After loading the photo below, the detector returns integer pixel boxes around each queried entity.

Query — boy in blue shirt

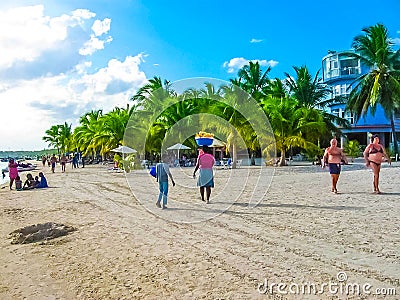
[36,172,48,188]
[155,158,175,209]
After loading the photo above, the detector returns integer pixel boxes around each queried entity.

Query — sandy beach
[0,160,399,299]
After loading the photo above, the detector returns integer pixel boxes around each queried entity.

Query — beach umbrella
[210,138,226,148]
[111,145,137,154]
[167,143,191,159]
[209,138,226,159]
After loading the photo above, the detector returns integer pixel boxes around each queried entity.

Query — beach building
[321,50,400,149]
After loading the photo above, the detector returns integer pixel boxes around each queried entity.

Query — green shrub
[344,140,361,161]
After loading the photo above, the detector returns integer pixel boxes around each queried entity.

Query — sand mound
[9,222,76,244]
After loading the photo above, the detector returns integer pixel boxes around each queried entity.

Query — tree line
[43,23,400,166]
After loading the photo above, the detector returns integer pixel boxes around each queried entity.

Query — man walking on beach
[50,154,57,173]
[156,157,175,209]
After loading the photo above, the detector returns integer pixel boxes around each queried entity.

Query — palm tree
[42,123,72,154]
[346,23,400,155]
[74,110,104,157]
[234,61,271,101]
[131,76,175,112]
[268,78,288,99]
[212,84,262,168]
[344,140,361,162]
[58,122,72,154]
[43,125,61,153]
[94,105,132,155]
[261,96,326,166]
[285,66,350,138]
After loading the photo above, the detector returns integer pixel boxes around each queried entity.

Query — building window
[325,55,339,79]
[345,112,355,125]
[340,84,352,95]
[333,85,341,97]
[332,84,352,97]
[340,57,360,76]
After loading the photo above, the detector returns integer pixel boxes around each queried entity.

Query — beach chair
[220,160,229,169]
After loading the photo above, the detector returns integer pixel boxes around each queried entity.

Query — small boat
[17,165,37,172]
[1,164,37,173]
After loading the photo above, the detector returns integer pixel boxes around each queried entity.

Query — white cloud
[0,5,98,70]
[223,57,279,73]
[0,5,149,150]
[79,35,113,56]
[92,18,111,36]
[79,18,113,56]
[0,53,148,150]
[250,38,263,43]
[72,8,96,20]
[0,5,112,78]
[391,37,400,45]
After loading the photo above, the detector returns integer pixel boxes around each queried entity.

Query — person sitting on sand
[15,176,23,191]
[23,173,36,190]
[36,172,48,189]
[34,176,40,187]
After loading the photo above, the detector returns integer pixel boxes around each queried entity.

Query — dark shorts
[328,163,341,175]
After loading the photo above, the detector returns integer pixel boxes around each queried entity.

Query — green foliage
[344,140,362,159]
[386,147,395,159]
[305,147,324,161]
[42,33,399,164]
[346,23,400,154]
[42,122,72,154]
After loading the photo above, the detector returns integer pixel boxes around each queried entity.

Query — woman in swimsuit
[323,138,348,193]
[363,134,391,194]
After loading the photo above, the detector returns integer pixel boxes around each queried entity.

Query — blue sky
[0,0,399,150]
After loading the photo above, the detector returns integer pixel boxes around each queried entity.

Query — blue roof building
[322,50,400,149]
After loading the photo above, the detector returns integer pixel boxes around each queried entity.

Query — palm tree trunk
[279,149,287,166]
[232,143,237,169]
[390,114,399,159]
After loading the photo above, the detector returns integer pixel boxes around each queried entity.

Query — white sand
[0,160,399,299]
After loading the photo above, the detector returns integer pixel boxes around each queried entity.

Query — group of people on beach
[154,146,215,209]
[14,172,48,191]
[7,158,48,191]
[323,134,391,194]
[42,153,83,173]
[155,134,392,209]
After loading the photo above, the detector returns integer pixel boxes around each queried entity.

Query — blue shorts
[328,163,341,174]
[197,169,214,188]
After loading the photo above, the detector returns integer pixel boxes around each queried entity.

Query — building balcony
[324,67,360,82]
